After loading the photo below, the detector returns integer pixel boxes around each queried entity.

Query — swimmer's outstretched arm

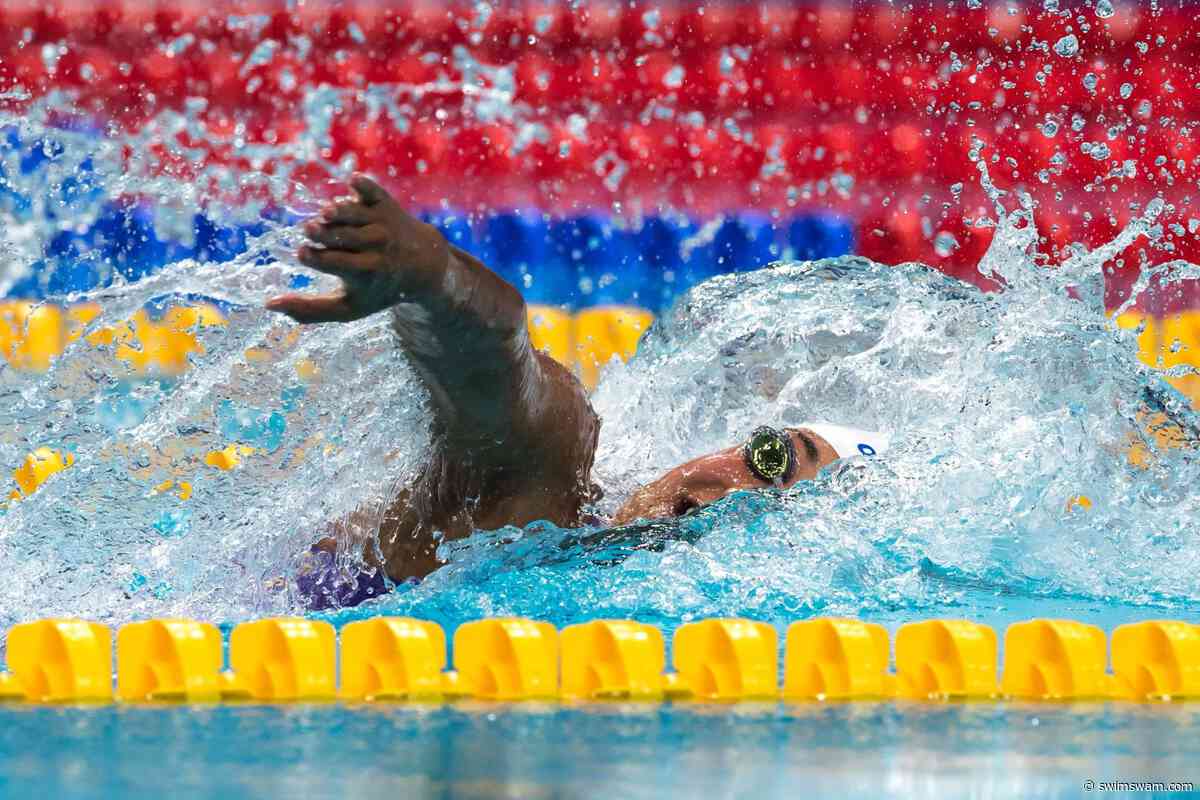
[267,176,600,581]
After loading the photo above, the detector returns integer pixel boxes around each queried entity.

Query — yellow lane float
[0,615,1198,705]
[8,447,75,502]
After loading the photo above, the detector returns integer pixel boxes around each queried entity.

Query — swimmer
[267,176,888,606]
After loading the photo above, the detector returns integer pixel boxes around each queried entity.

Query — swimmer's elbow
[517,349,600,485]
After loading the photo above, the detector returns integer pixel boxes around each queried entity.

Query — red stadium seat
[821,124,863,178]
[516,52,565,106]
[384,53,440,87]
[399,119,452,176]
[1081,2,1142,50]
[938,4,990,53]
[453,122,516,177]
[686,49,753,112]
[0,49,49,94]
[61,0,126,44]
[762,53,818,110]
[56,46,119,90]
[750,1,801,48]
[985,1,1025,44]
[810,2,854,52]
[865,4,916,52]
[933,126,995,184]
[690,2,742,48]
[408,0,463,46]
[886,124,931,181]
[620,120,684,182]
[886,59,936,115]
[858,206,926,266]
[569,51,625,104]
[135,51,186,104]
[627,1,685,48]
[522,119,595,181]
[524,1,572,46]
[828,56,870,110]
[570,0,623,45]
[192,46,246,108]
[633,50,683,103]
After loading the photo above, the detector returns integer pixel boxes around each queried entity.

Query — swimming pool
[2,0,1200,797]
[1,701,1196,799]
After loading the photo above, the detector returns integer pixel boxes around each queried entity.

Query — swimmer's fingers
[304,222,388,252]
[351,174,390,206]
[264,292,354,324]
[318,176,391,222]
[298,245,382,276]
[320,202,375,226]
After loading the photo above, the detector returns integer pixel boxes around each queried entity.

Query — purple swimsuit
[295,547,395,611]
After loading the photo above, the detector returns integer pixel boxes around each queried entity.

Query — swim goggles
[742,426,797,485]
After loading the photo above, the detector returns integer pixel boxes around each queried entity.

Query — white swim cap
[798,423,890,460]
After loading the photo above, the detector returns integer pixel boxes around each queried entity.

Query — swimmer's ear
[350,174,389,207]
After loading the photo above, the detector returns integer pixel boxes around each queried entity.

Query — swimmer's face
[610,429,838,526]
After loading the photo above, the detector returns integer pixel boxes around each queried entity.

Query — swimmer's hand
[267,174,599,586]
[266,174,467,323]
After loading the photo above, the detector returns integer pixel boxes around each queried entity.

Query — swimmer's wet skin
[266,176,886,604]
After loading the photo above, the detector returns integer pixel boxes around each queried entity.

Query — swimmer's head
[610,427,839,526]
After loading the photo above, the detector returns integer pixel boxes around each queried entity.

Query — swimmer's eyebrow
[785,428,820,466]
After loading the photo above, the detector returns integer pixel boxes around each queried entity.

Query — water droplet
[1119,83,1133,99]
[1054,34,1080,58]
[934,232,960,257]
[1082,73,1098,94]
[1082,141,1111,160]
[1040,120,1059,137]
[1096,0,1115,19]
[663,65,685,89]
[966,0,981,8]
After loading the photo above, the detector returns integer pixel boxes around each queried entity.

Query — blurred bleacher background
[1,0,1198,394]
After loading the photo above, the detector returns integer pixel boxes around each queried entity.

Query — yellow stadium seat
[572,306,654,391]
[63,303,102,346]
[526,304,574,367]
[0,301,67,372]
[9,447,75,501]
[204,444,256,471]
[157,303,228,374]
[1117,310,1200,407]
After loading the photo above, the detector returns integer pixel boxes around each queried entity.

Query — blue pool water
[1,701,1196,800]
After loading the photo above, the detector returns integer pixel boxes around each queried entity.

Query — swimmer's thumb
[351,174,389,206]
